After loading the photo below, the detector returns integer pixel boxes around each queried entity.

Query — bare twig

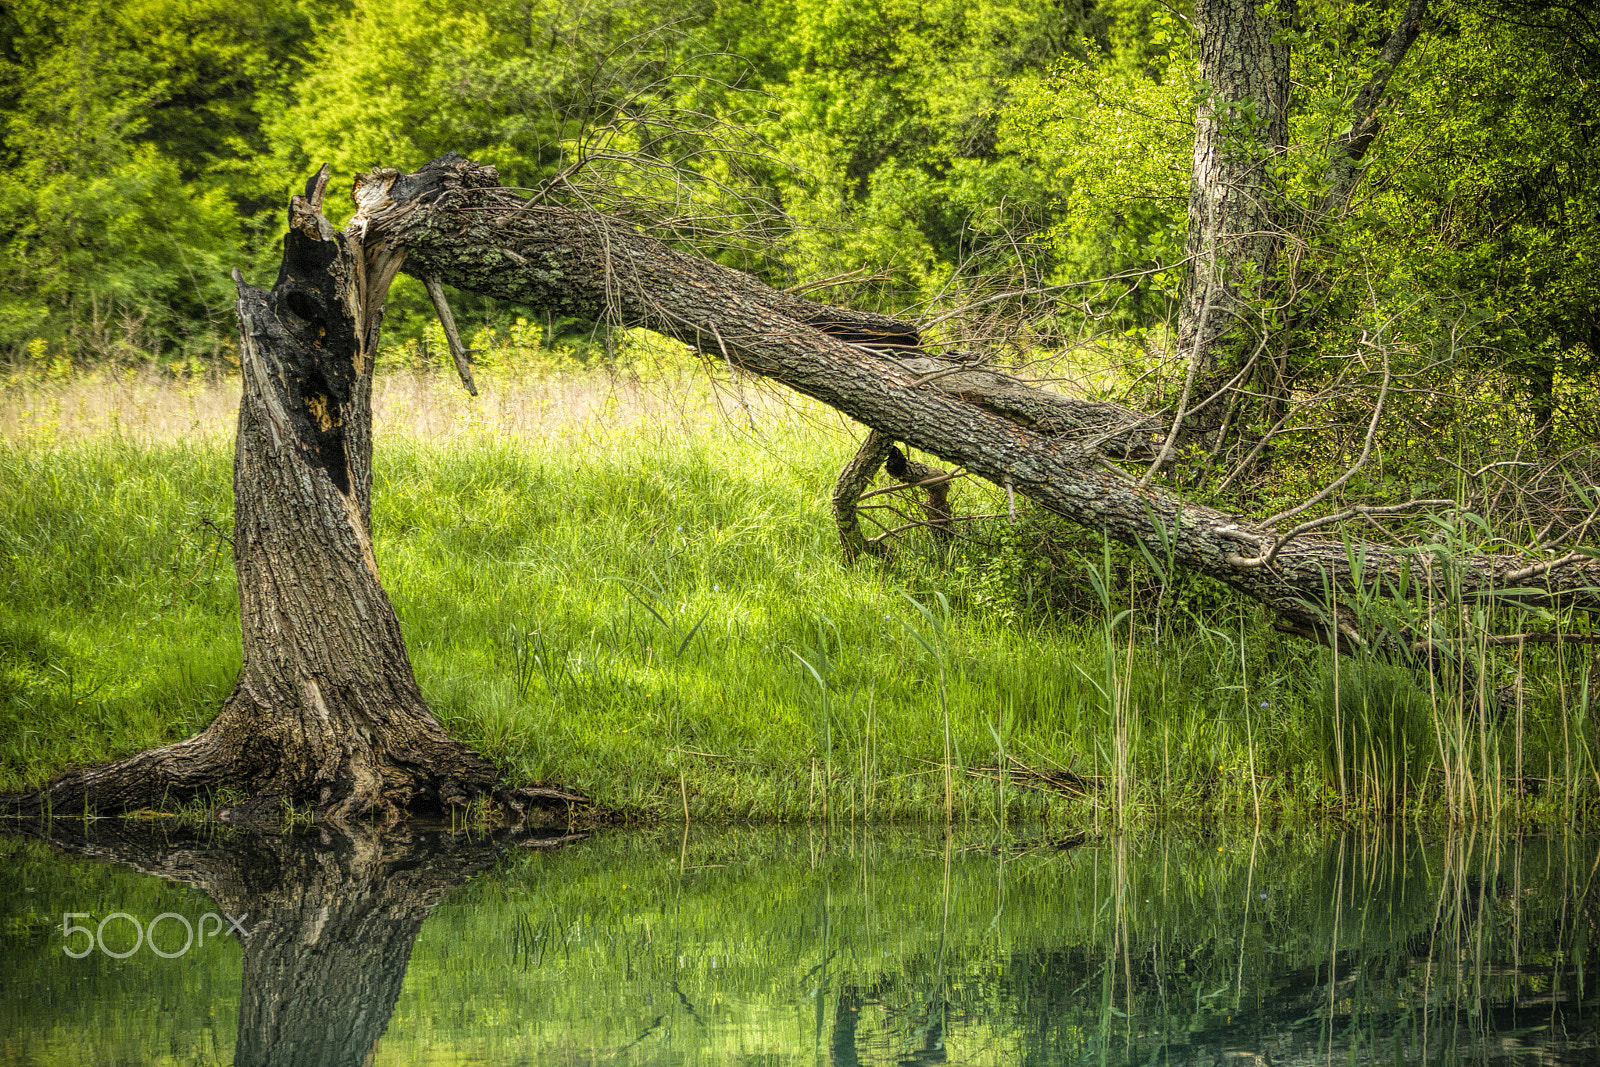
[1139,205,1219,487]
[1262,335,1394,529]
[423,275,479,397]
[856,470,967,502]
[1229,499,1453,570]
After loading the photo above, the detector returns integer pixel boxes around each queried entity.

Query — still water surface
[1,823,1596,1065]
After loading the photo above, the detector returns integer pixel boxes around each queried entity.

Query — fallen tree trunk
[359,154,1600,642]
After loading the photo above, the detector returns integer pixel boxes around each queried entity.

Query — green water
[1,823,1596,1065]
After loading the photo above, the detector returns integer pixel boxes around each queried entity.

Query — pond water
[1,821,1596,1066]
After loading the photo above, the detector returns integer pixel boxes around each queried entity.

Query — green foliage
[0,0,1593,412]
[0,0,329,361]
[268,0,683,191]
[1346,7,1600,442]
[992,0,1600,466]
[998,0,1193,319]
[265,0,793,338]
[725,0,1092,307]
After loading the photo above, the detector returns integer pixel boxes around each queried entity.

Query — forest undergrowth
[3,349,1596,828]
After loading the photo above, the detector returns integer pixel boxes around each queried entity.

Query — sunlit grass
[2,362,1595,823]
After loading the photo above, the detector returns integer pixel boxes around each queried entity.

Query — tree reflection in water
[16,818,584,1067]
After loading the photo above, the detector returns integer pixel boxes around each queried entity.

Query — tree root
[1,700,588,828]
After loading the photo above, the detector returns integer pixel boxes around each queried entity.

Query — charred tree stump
[2,169,584,825]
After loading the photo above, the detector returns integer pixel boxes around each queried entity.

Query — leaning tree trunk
[1318,0,1431,220]
[355,154,1600,643]
[3,169,583,824]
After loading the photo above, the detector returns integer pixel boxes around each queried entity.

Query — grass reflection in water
[2,825,1597,1065]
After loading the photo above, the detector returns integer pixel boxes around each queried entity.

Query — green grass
[2,364,1597,824]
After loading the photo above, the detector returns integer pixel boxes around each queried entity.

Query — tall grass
[2,361,1596,823]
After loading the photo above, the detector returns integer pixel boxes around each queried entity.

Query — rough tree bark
[2,168,583,824]
[1172,0,1293,408]
[832,430,895,562]
[358,154,1600,643]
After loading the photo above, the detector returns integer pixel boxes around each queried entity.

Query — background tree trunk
[1318,0,1431,218]
[1173,0,1293,430]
